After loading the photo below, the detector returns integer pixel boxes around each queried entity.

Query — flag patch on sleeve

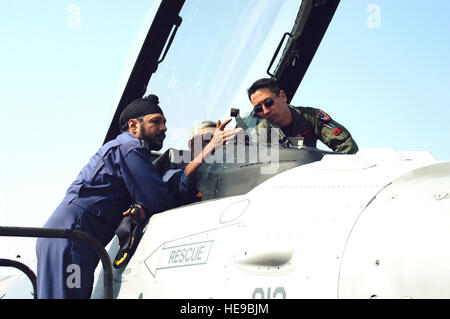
[333,127,343,136]
[316,110,331,122]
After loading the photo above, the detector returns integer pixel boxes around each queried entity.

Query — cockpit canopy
[153,112,337,202]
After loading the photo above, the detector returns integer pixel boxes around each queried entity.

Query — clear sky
[297,0,450,157]
[0,0,449,245]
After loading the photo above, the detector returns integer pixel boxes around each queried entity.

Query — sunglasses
[253,97,275,113]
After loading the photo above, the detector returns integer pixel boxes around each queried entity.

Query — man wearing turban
[36,94,238,299]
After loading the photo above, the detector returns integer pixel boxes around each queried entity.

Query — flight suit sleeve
[163,169,198,207]
[309,109,359,154]
[121,147,174,215]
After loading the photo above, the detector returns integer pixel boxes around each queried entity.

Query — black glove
[113,204,149,269]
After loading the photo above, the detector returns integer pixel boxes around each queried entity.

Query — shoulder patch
[333,127,343,136]
[316,109,331,122]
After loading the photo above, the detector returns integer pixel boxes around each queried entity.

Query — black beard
[140,126,165,151]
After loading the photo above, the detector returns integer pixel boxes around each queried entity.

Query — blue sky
[0,0,449,233]
[297,0,450,157]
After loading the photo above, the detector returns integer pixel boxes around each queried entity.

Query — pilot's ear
[279,90,288,103]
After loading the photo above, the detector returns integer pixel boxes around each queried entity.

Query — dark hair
[247,78,281,100]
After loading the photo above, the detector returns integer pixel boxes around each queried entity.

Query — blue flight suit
[162,168,200,207]
[153,148,200,207]
[35,132,194,299]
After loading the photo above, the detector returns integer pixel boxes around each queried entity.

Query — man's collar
[118,131,148,149]
[281,105,297,128]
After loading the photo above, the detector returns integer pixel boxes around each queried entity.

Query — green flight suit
[254,105,359,154]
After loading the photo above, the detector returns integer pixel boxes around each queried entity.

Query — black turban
[119,94,164,130]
